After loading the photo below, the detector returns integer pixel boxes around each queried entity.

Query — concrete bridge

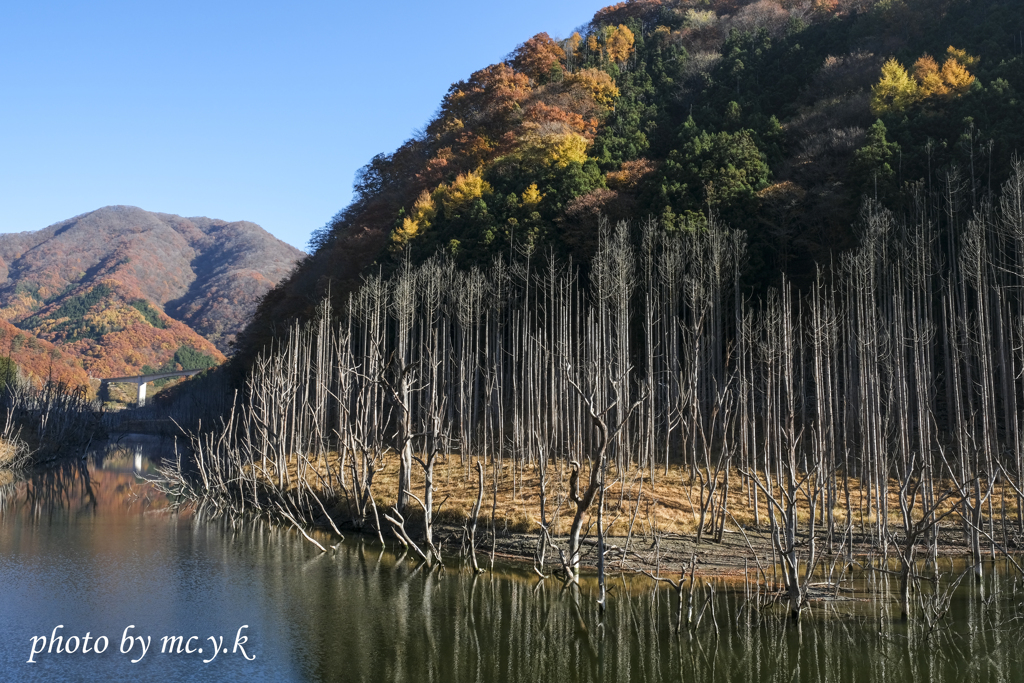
[99,369,205,407]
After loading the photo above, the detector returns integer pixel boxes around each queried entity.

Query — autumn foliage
[593,0,664,26]
[605,25,636,64]
[871,46,977,114]
[510,33,566,83]
[432,63,533,137]
[0,206,295,381]
[522,101,599,140]
[378,20,636,256]
[566,68,620,108]
[0,319,89,390]
[606,158,657,191]
[19,278,227,378]
[237,0,1024,365]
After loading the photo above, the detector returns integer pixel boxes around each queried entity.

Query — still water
[2,437,1024,682]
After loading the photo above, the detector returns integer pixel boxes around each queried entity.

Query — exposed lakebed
[1,436,1022,682]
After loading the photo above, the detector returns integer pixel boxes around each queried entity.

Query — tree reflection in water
[1,442,1023,683]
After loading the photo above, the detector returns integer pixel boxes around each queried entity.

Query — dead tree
[563,364,643,583]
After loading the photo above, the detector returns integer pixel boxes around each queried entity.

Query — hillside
[0,206,304,380]
[236,0,1024,360]
[0,319,90,389]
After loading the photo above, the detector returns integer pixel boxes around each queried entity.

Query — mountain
[0,206,305,381]
[236,0,1024,362]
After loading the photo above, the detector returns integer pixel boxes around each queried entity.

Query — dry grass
[0,437,28,470]
[272,451,1021,541]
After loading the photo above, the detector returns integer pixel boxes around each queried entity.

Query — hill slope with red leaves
[0,206,304,381]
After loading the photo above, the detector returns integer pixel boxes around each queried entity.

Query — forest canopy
[242,0,1024,361]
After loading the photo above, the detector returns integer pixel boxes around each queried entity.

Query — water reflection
[275,547,1024,683]
[0,435,175,519]
[2,440,1024,682]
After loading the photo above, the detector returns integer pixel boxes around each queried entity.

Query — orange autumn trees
[68,317,224,378]
[871,46,977,114]
[912,47,976,98]
[522,101,599,140]
[15,276,225,379]
[583,24,636,64]
[432,63,533,136]
[912,55,947,98]
[605,158,657,191]
[0,206,301,382]
[510,32,566,83]
[0,319,89,390]
[425,62,533,177]
[392,24,628,253]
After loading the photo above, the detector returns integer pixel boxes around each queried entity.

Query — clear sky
[0,1,613,251]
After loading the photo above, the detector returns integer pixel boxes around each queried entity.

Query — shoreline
[149,440,1024,594]
[312,504,1003,588]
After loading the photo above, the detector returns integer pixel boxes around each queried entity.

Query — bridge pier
[98,368,205,408]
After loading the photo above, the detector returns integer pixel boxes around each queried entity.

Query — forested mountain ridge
[237,0,1024,361]
[0,206,304,382]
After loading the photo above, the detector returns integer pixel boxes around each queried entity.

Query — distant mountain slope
[0,318,90,388]
[156,213,306,349]
[0,206,305,379]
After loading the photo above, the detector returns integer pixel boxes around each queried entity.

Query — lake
[1,436,1022,682]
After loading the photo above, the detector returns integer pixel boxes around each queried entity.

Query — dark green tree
[656,124,770,229]
[0,357,18,393]
[853,120,900,200]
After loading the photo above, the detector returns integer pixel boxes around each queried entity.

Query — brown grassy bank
[251,451,1022,580]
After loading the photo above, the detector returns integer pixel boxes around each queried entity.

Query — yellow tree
[913,55,948,98]
[871,58,918,115]
[910,46,976,103]
[545,134,589,168]
[521,183,543,208]
[605,25,635,63]
[515,131,590,170]
[392,191,436,248]
[564,32,582,71]
[567,68,620,108]
[941,55,975,95]
[946,45,979,69]
[435,171,492,219]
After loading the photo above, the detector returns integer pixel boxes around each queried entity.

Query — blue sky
[0,1,613,251]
